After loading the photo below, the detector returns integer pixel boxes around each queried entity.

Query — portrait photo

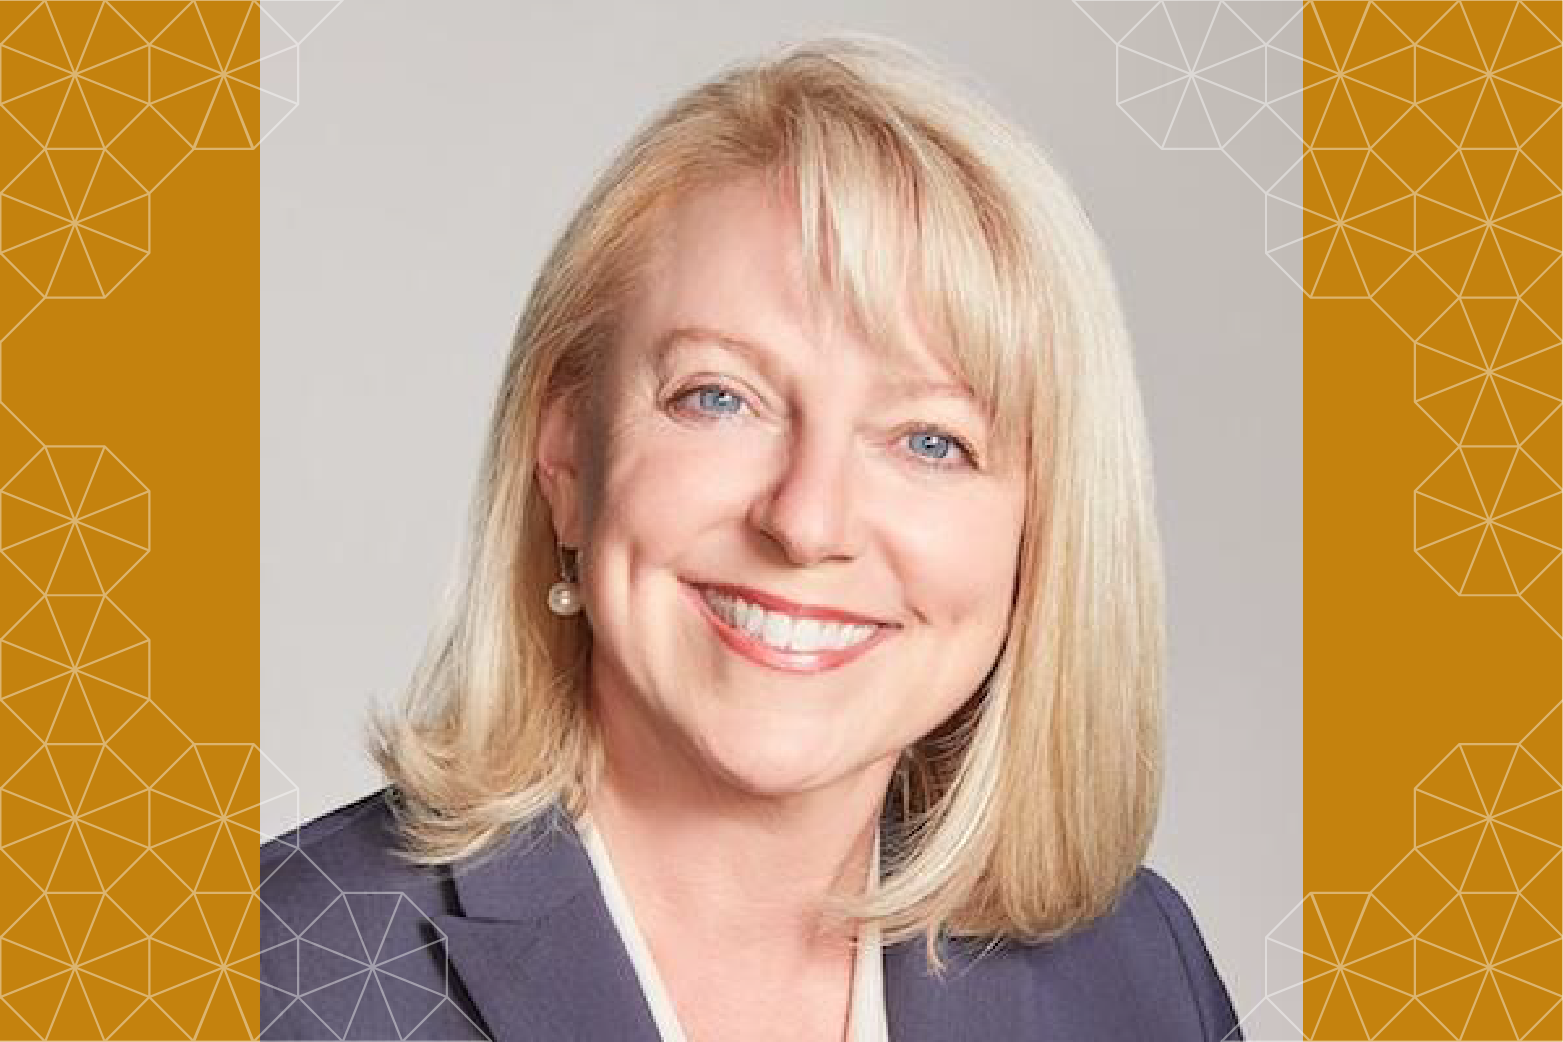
[2,0,1556,1039]
[257,2,1305,1040]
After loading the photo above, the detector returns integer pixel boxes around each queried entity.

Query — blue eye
[908,431,956,460]
[690,386,744,415]
[905,429,979,470]
[673,384,747,419]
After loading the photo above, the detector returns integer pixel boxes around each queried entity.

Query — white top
[575,812,890,1042]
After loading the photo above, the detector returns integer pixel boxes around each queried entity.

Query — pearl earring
[547,543,583,617]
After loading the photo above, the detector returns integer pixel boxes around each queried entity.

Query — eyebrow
[652,324,981,406]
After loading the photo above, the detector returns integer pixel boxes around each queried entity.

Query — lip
[685,583,895,674]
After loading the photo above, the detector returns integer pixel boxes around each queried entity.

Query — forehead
[626,178,969,391]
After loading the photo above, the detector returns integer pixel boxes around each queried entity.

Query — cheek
[591,415,772,552]
[893,491,1024,626]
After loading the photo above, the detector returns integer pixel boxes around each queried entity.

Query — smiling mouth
[687,583,893,673]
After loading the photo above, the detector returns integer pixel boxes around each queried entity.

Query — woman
[259,34,1241,1042]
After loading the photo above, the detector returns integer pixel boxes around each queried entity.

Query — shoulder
[1011,866,1241,1041]
[1132,867,1220,963]
[1126,867,1242,1039]
[259,788,455,918]
[256,792,489,1039]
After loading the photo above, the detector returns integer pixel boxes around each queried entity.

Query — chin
[695,725,852,798]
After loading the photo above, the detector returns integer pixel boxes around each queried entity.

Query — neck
[583,686,895,959]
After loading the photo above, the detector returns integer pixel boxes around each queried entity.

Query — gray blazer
[257,791,1241,1040]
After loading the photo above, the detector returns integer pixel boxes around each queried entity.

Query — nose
[747,422,864,566]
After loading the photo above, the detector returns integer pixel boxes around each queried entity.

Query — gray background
[261,0,1301,1020]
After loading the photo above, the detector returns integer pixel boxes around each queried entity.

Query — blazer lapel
[430,805,662,1042]
[431,802,1040,1042]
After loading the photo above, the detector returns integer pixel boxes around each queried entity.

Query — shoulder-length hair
[372,32,1163,966]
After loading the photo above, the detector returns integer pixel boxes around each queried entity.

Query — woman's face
[538,177,1029,802]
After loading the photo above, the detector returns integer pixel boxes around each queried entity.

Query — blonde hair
[371,33,1163,966]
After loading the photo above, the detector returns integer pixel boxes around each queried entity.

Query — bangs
[780,91,1042,460]
[603,44,1050,463]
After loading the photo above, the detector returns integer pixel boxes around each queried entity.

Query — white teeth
[700,588,878,654]
[792,619,823,652]
[847,623,876,647]
[762,611,792,648]
[833,622,875,648]
[740,601,764,637]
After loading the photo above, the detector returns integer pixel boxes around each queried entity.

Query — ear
[535,390,586,547]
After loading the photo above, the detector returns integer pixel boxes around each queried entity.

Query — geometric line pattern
[1077,3,1562,1038]
[0,0,342,337]
[0,2,383,1036]
[2,445,149,596]
[1077,0,1562,635]
[2,738,292,1039]
[1228,707,1562,1038]
[3,727,490,1040]
[257,826,490,1041]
